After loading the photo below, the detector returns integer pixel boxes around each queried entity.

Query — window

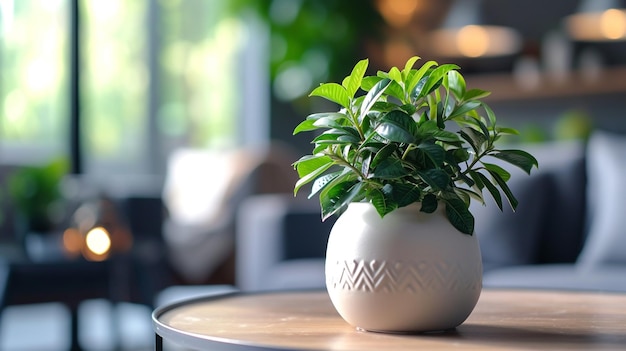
[81,0,148,175]
[158,0,243,150]
[0,0,261,178]
[0,0,68,163]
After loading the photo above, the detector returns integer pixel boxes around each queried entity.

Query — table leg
[70,305,81,351]
[155,333,163,351]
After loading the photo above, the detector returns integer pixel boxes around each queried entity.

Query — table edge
[152,290,326,351]
[152,288,626,350]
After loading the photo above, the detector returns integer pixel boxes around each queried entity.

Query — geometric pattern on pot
[327,259,482,293]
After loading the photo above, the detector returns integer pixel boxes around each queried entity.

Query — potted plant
[8,158,68,238]
[293,56,538,332]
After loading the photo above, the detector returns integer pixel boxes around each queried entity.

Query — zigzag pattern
[327,259,481,293]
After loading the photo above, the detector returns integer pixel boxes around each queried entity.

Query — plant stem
[461,147,492,176]
[402,144,417,160]
[327,152,365,180]
[348,105,365,140]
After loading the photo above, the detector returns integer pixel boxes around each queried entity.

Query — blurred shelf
[466,66,626,103]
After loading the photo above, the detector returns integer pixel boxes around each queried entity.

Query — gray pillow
[577,131,626,266]
[473,171,550,270]
[474,140,586,270]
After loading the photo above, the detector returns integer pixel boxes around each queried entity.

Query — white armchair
[235,194,334,291]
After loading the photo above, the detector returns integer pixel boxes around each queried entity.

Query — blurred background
[0,0,625,349]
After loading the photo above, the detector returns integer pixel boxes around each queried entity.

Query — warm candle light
[566,8,626,42]
[428,25,521,58]
[457,25,489,58]
[62,227,83,257]
[85,226,111,258]
[376,0,422,27]
[601,8,626,40]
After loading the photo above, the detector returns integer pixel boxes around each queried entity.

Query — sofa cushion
[483,264,626,292]
[473,169,550,270]
[577,130,626,265]
[473,140,586,270]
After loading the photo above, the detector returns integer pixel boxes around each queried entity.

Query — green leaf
[447,70,466,100]
[312,117,347,130]
[420,64,460,98]
[490,150,539,175]
[343,59,368,99]
[294,112,348,134]
[450,148,470,163]
[337,134,361,143]
[376,110,417,143]
[420,193,438,213]
[475,171,502,210]
[320,180,361,221]
[459,127,487,154]
[335,125,361,140]
[293,155,334,195]
[312,143,329,154]
[293,155,331,177]
[309,171,342,199]
[407,60,437,94]
[489,170,519,210]
[313,126,360,144]
[389,66,402,85]
[402,56,420,80]
[371,143,397,169]
[417,120,461,144]
[464,88,491,101]
[384,81,406,102]
[417,142,445,166]
[417,119,438,133]
[426,95,439,127]
[445,196,474,235]
[481,102,497,126]
[307,112,348,122]
[312,132,342,144]
[456,186,484,205]
[370,158,406,179]
[448,101,481,119]
[453,187,471,206]
[310,83,350,108]
[417,169,450,190]
[360,78,392,121]
[433,130,461,143]
[370,101,400,113]
[475,117,491,143]
[370,187,398,217]
[410,75,429,101]
[389,182,421,207]
[495,127,520,135]
[293,119,317,135]
[361,76,383,91]
[400,103,417,116]
[444,90,456,118]
[483,162,511,182]
[468,170,485,190]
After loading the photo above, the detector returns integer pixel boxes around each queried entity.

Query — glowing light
[428,25,521,58]
[377,0,422,27]
[457,25,489,58]
[62,228,83,256]
[566,9,626,42]
[85,227,111,256]
[601,9,626,40]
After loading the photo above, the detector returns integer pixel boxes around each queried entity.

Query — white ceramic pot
[325,202,482,333]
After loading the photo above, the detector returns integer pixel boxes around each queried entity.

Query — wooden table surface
[154,289,626,350]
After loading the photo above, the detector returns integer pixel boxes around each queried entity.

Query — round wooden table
[152,289,626,350]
